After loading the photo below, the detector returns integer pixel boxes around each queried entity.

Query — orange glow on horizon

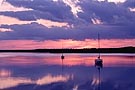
[0,39,134,50]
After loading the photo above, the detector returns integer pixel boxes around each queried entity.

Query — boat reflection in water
[0,53,135,90]
[95,56,103,90]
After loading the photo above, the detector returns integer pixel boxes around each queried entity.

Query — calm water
[0,53,135,90]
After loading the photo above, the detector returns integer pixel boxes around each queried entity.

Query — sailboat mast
[61,40,64,60]
[98,33,100,59]
[62,41,63,55]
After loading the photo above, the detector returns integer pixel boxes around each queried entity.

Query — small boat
[61,42,65,60]
[95,33,103,69]
[95,56,103,69]
[61,54,64,60]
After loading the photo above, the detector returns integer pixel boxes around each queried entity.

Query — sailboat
[61,42,65,75]
[61,53,64,60]
[61,41,65,60]
[95,33,103,69]
[94,33,103,90]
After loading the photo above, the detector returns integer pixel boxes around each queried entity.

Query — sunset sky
[0,0,135,49]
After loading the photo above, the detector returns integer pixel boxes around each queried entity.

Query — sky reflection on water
[0,53,135,90]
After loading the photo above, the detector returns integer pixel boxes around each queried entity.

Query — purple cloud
[0,0,135,40]
[0,22,135,40]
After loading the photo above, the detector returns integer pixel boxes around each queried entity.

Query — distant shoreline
[0,47,134,53]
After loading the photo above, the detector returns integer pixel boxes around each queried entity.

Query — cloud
[0,15,32,25]
[0,15,69,28]
[3,0,74,22]
[63,0,83,17]
[0,22,135,41]
[37,19,69,28]
[0,0,134,42]
[2,0,135,25]
[78,0,135,24]
[98,0,126,4]
[91,18,103,24]
[0,28,13,32]
[124,0,135,8]
[1,0,134,24]
[129,8,135,12]
[107,0,126,4]
[0,1,33,12]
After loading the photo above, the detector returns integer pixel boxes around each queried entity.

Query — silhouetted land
[0,46,134,53]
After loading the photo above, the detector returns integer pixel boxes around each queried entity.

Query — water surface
[0,53,135,90]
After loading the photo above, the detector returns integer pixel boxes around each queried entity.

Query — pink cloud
[0,1,32,12]
[0,15,69,28]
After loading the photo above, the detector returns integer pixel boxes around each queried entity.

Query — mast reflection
[61,53,64,75]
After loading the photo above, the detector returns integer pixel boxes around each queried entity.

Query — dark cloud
[0,23,135,40]
[2,0,135,24]
[0,10,60,21]
[78,0,135,24]
[124,0,135,8]
[3,0,75,22]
